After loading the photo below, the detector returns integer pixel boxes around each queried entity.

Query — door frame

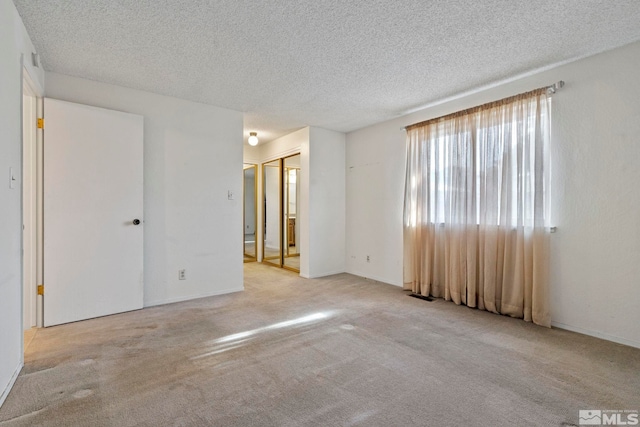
[281,154,300,273]
[261,158,282,267]
[243,163,258,262]
[21,67,44,332]
[260,152,301,273]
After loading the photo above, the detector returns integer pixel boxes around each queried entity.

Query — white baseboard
[145,286,244,308]
[306,269,347,279]
[551,321,640,349]
[0,362,23,408]
[346,270,402,287]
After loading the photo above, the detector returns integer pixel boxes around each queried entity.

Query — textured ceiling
[13,0,640,143]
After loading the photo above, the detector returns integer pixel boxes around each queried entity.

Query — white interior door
[44,98,144,327]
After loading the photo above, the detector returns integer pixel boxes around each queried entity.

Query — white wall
[346,122,406,286]
[243,144,261,166]
[346,41,640,348]
[0,0,45,407]
[245,127,346,279]
[45,72,244,307]
[259,128,308,161]
[308,127,346,278]
[263,165,280,250]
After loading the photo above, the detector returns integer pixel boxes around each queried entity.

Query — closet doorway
[262,153,301,273]
[243,164,257,262]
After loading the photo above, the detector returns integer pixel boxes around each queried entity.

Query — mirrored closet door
[243,164,257,262]
[283,154,300,271]
[262,159,281,267]
[261,154,301,273]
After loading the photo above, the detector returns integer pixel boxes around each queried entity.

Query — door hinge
[37,284,44,295]
[37,118,44,129]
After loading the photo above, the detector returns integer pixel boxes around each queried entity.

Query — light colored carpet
[243,238,256,261]
[23,328,37,353]
[283,254,300,271]
[0,263,638,426]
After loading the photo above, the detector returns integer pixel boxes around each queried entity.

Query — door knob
[133,219,141,225]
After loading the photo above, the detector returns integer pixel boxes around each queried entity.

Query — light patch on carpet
[78,359,95,366]
[0,408,46,424]
[193,311,333,360]
[348,409,377,425]
[210,311,332,344]
[191,343,247,360]
[72,389,93,399]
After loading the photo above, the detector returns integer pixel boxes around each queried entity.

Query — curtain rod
[402,81,564,131]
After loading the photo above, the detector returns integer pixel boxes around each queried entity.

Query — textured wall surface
[0,0,44,406]
[45,72,244,307]
[346,41,640,347]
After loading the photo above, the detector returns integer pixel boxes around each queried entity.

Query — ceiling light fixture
[248,132,259,146]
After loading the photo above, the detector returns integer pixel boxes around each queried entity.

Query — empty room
[1,1,639,426]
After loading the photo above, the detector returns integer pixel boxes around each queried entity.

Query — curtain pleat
[403,91,551,327]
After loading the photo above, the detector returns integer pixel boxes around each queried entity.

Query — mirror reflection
[283,154,300,271]
[243,164,257,262]
[262,159,281,266]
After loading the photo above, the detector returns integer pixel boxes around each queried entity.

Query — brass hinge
[37,118,44,129]
[37,284,44,295]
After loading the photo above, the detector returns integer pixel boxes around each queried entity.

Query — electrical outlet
[366,255,370,263]
[178,269,186,280]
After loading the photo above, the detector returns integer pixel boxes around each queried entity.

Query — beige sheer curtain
[403,89,551,327]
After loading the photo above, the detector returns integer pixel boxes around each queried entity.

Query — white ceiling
[13,1,640,144]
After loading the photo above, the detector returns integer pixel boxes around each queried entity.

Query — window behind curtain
[406,93,550,229]
[403,88,551,327]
